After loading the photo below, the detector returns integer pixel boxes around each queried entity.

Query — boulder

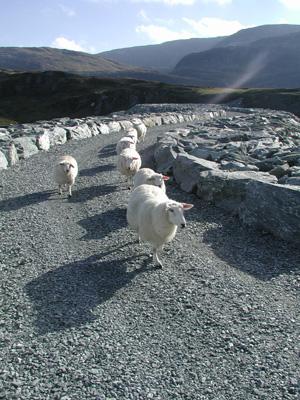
[67,124,92,140]
[239,182,300,243]
[154,144,179,174]
[0,150,8,169]
[13,137,39,159]
[47,127,67,146]
[108,121,121,133]
[196,169,277,213]
[36,131,50,151]
[173,154,219,193]
[97,124,110,135]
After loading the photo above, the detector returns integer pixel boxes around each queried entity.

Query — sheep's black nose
[181,223,186,228]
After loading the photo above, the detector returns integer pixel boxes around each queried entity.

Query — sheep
[125,128,138,144]
[117,148,141,186]
[133,167,169,193]
[131,118,147,142]
[54,155,78,198]
[116,136,136,155]
[127,184,193,268]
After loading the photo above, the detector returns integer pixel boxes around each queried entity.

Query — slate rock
[13,137,39,159]
[196,170,277,213]
[67,124,92,140]
[0,150,8,169]
[239,181,300,243]
[173,154,219,193]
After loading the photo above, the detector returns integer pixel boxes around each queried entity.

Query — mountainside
[100,37,223,72]
[174,30,300,88]
[1,70,300,125]
[0,47,144,73]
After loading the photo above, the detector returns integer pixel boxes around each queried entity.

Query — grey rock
[154,144,178,174]
[47,127,68,146]
[220,160,259,172]
[13,137,39,159]
[108,121,121,133]
[0,150,8,169]
[97,123,110,135]
[269,163,290,179]
[36,131,50,151]
[285,177,300,186]
[173,154,219,193]
[67,124,92,140]
[196,170,277,213]
[239,182,300,243]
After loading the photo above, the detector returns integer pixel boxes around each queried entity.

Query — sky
[1,0,300,53]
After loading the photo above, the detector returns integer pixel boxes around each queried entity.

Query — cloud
[51,37,87,52]
[183,17,247,37]
[136,25,193,42]
[59,4,76,17]
[138,9,150,21]
[132,0,196,5]
[278,0,300,9]
[202,0,232,5]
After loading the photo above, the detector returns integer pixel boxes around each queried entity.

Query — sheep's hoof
[155,263,163,270]
[68,194,72,199]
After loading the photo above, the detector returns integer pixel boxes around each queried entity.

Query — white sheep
[54,155,78,198]
[125,128,138,144]
[116,136,136,155]
[117,148,141,186]
[133,167,170,193]
[127,184,193,267]
[131,118,147,142]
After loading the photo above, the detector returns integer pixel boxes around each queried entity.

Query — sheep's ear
[69,164,75,168]
[162,175,170,181]
[59,161,66,165]
[132,157,139,160]
[182,203,194,210]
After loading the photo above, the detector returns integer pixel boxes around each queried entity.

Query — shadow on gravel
[78,207,127,240]
[202,220,300,281]
[25,248,152,334]
[139,144,156,169]
[0,190,54,212]
[98,143,116,159]
[80,164,115,177]
[69,184,118,203]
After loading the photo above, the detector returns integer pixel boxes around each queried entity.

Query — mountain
[99,37,224,72]
[0,47,144,73]
[173,29,300,88]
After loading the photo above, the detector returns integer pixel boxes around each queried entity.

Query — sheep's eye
[169,209,174,213]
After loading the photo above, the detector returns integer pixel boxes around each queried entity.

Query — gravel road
[0,123,299,400]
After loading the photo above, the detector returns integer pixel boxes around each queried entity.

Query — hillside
[100,37,223,72]
[0,47,144,73]
[1,71,300,125]
[174,31,300,88]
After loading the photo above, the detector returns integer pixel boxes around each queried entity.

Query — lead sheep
[127,184,193,268]
[54,155,78,198]
[125,128,138,144]
[117,148,142,186]
[116,136,136,155]
[133,168,169,193]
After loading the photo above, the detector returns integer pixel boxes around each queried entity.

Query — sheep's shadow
[98,143,116,159]
[69,184,118,203]
[78,207,128,240]
[80,164,115,177]
[25,249,152,334]
[0,190,54,212]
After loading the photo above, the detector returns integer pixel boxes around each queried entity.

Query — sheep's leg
[67,184,72,198]
[58,185,62,195]
[153,246,163,269]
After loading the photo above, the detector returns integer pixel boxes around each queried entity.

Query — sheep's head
[126,156,139,171]
[166,201,193,228]
[147,174,169,189]
[60,162,75,174]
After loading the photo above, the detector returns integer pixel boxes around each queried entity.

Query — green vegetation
[0,71,299,125]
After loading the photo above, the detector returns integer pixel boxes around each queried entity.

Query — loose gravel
[0,123,299,400]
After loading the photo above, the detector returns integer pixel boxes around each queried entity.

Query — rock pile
[0,104,224,170]
[154,107,300,243]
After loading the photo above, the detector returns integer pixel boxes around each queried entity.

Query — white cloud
[138,9,150,21]
[136,16,247,43]
[278,0,300,9]
[183,17,247,37]
[59,4,76,17]
[51,36,87,52]
[132,0,196,5]
[202,0,232,5]
[136,24,193,42]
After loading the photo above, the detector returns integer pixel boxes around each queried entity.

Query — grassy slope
[0,71,299,124]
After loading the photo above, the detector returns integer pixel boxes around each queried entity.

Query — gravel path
[0,123,299,400]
